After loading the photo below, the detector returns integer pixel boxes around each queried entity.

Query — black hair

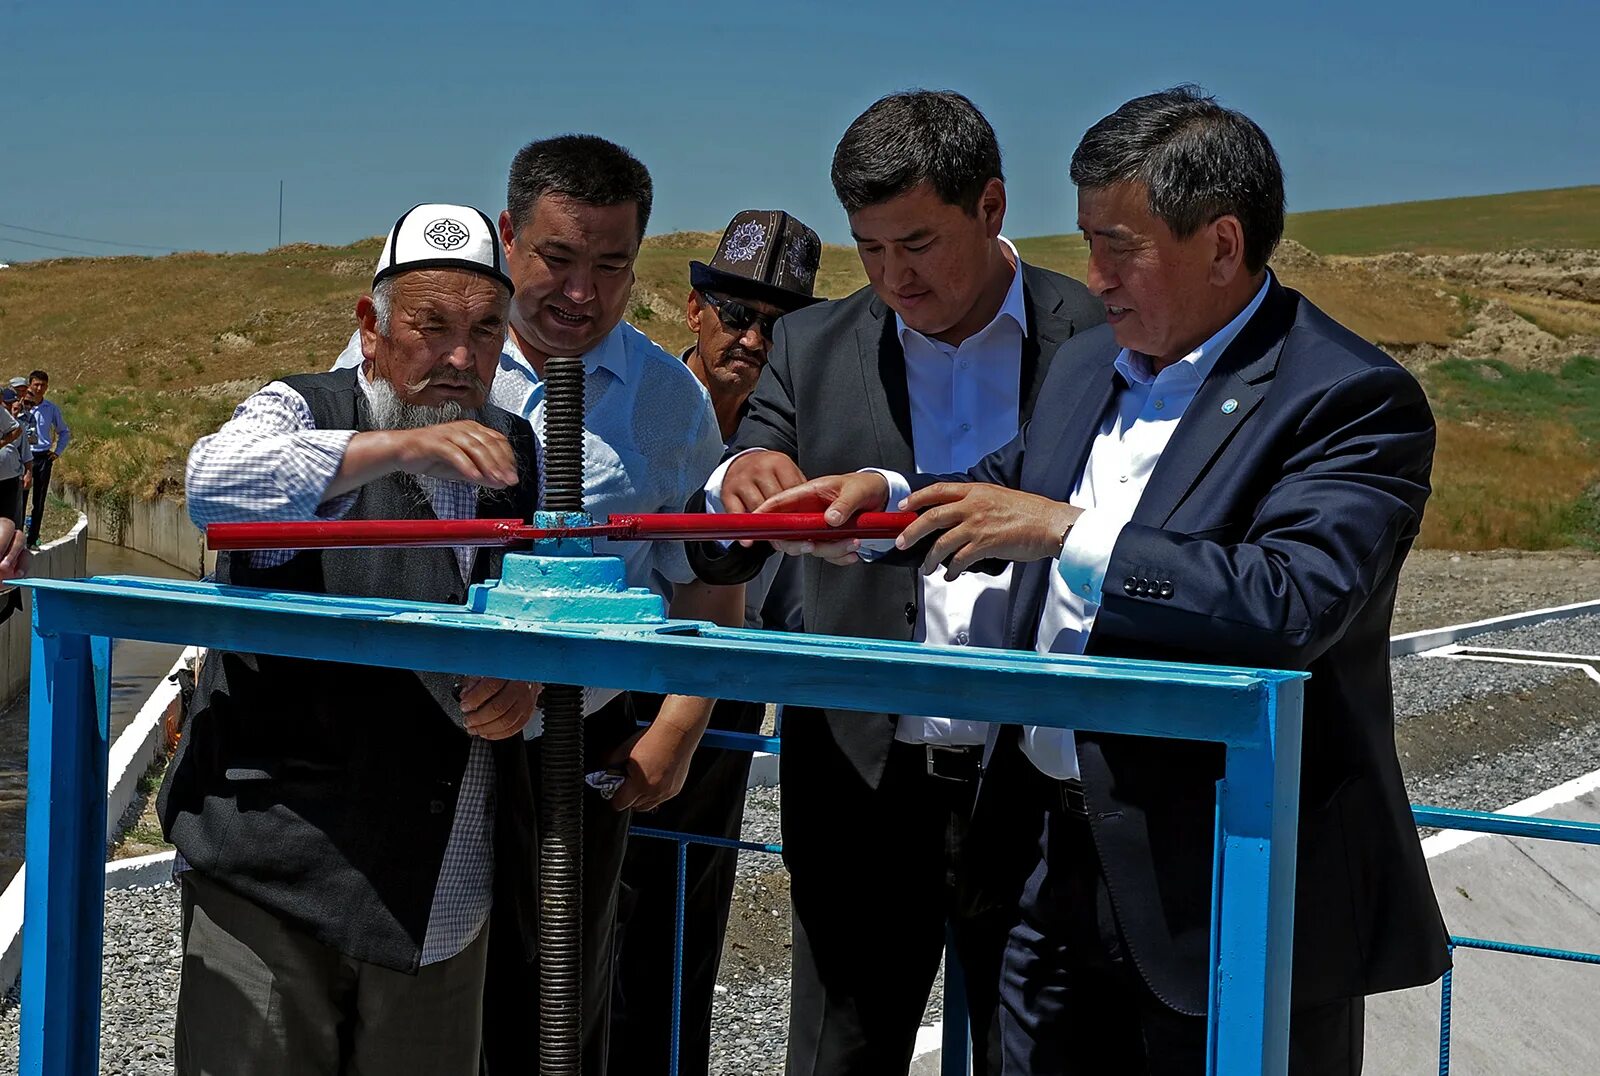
[28,370,47,384]
[1070,85,1285,273]
[506,134,653,240]
[831,90,1003,216]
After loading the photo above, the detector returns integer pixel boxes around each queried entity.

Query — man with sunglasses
[610,210,819,1076]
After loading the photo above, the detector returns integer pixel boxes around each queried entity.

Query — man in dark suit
[690,91,1103,1074]
[761,87,1450,1074]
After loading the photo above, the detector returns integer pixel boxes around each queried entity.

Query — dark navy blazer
[910,280,1452,1013]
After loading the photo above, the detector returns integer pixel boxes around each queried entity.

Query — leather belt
[922,743,982,784]
[1059,778,1089,818]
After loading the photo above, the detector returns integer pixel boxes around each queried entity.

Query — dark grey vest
[158,368,540,972]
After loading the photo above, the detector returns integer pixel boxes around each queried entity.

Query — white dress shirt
[1024,274,1274,778]
[334,322,726,718]
[706,238,1030,747]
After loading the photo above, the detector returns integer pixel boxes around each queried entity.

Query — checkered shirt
[185,371,496,964]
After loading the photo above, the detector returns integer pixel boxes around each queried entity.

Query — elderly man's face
[358,268,509,409]
[498,195,640,361]
[1078,181,1232,365]
[686,290,785,400]
[849,179,1007,342]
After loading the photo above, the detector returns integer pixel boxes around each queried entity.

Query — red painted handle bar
[206,512,921,551]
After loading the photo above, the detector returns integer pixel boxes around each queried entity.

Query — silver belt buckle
[924,744,976,782]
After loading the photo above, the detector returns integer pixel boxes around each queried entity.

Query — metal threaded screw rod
[539,354,586,1075]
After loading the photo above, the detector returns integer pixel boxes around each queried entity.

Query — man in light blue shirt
[25,369,69,548]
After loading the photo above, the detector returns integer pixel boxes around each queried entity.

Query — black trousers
[26,455,51,546]
[610,694,764,1076]
[0,475,21,531]
[481,695,637,1076]
[988,737,1365,1076]
[783,733,1008,1076]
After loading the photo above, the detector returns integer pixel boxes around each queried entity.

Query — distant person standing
[0,389,29,530]
[25,369,70,548]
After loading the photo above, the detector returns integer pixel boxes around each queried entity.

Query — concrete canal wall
[0,514,88,709]
[55,485,213,579]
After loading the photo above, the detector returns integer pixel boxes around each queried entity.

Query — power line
[0,221,171,252]
[0,235,113,257]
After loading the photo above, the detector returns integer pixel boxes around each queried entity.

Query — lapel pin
[1221,398,1238,414]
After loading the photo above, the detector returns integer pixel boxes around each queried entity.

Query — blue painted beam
[23,577,1301,748]
[21,629,110,1076]
[1206,678,1302,1076]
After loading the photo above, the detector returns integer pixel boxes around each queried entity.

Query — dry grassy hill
[2,187,1598,549]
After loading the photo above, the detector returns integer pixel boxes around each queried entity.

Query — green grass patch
[1420,355,1600,549]
[1426,355,1600,438]
[1284,185,1600,255]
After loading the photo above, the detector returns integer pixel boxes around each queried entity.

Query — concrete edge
[105,647,197,837]
[42,512,88,555]
[0,645,192,995]
[104,850,178,890]
[747,751,778,789]
[1390,598,1600,656]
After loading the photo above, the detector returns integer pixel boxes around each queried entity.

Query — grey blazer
[688,263,1105,788]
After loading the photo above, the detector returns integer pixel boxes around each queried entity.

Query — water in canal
[0,542,191,885]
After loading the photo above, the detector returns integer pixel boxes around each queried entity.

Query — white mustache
[404,368,487,395]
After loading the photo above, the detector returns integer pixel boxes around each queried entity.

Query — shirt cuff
[854,468,908,561]
[702,448,767,516]
[1056,508,1124,602]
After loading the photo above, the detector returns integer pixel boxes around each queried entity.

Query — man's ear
[978,177,1007,240]
[355,295,381,364]
[686,291,704,334]
[498,209,517,258]
[1210,215,1247,286]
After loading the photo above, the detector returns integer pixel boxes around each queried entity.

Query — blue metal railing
[1408,806,1600,1076]
[18,571,1308,1076]
[626,763,1600,1075]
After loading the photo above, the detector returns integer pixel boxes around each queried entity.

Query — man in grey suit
[691,90,1104,1074]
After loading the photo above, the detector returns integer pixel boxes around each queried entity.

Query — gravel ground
[6,566,1600,1074]
[0,884,181,1075]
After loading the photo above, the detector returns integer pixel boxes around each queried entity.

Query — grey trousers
[175,872,490,1076]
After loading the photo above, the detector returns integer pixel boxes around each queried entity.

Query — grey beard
[364,375,480,431]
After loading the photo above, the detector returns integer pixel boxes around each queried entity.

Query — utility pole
[278,180,284,247]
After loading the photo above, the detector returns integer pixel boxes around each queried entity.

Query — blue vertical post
[21,620,112,1076]
[670,838,688,1076]
[1207,678,1303,1076]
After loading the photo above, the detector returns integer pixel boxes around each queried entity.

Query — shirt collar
[895,235,1028,350]
[1113,272,1274,388]
[503,319,634,384]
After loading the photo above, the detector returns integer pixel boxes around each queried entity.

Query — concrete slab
[1366,788,1600,1074]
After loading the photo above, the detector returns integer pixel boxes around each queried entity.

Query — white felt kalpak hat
[373,203,513,293]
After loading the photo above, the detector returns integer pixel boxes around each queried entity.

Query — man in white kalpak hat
[166,204,543,1075]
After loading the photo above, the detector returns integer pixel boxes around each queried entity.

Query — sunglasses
[700,292,780,341]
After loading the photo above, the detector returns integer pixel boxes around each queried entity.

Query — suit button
[904,602,917,624]
[1123,578,1136,595]
[1159,583,1174,600]
[429,799,446,815]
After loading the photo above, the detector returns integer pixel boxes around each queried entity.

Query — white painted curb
[1390,599,1600,656]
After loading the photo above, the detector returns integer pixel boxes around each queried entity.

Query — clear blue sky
[2,0,1595,261]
